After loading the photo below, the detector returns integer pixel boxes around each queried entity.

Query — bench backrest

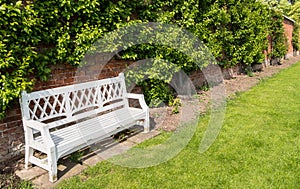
[20,73,128,129]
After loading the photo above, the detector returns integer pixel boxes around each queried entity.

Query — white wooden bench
[19,73,149,182]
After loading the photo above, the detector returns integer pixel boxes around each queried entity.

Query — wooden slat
[47,100,126,130]
[34,108,145,158]
[29,156,49,171]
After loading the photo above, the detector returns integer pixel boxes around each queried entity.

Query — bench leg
[143,110,150,133]
[47,147,58,182]
[24,146,33,169]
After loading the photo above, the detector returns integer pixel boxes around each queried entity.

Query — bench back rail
[21,74,128,130]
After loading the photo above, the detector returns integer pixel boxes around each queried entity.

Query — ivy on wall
[0,2,39,119]
[269,10,288,61]
[195,0,270,67]
[0,0,131,118]
[292,24,300,51]
[0,0,295,118]
[289,1,300,52]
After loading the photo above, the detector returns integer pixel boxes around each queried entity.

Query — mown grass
[57,62,300,188]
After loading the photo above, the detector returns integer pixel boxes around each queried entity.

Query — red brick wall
[263,17,295,65]
[0,107,23,160]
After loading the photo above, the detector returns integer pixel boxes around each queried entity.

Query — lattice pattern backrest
[68,85,99,115]
[69,76,126,115]
[99,80,124,105]
[21,90,68,122]
[20,74,127,122]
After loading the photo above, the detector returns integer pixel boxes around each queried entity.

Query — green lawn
[57,63,300,188]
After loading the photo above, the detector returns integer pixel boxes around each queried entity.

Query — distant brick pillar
[283,16,295,59]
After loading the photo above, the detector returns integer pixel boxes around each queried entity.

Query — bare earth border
[153,55,300,132]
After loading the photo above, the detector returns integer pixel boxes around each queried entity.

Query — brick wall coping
[284,15,295,24]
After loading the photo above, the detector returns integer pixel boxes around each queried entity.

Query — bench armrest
[23,120,49,131]
[126,93,149,111]
[23,120,55,147]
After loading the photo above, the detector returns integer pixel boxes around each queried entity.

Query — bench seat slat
[47,100,126,130]
[34,107,145,158]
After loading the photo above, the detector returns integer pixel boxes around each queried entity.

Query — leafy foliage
[269,10,288,60]
[278,0,292,14]
[289,1,300,23]
[196,0,270,67]
[0,0,296,118]
[292,24,300,51]
[289,1,300,51]
[262,0,292,14]
[0,1,38,118]
[169,97,181,114]
[0,0,131,118]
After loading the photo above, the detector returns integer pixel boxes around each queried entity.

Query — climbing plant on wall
[0,0,294,118]
[292,24,300,51]
[0,0,132,118]
[193,0,271,67]
[269,10,288,62]
[289,1,300,53]
[0,2,39,119]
